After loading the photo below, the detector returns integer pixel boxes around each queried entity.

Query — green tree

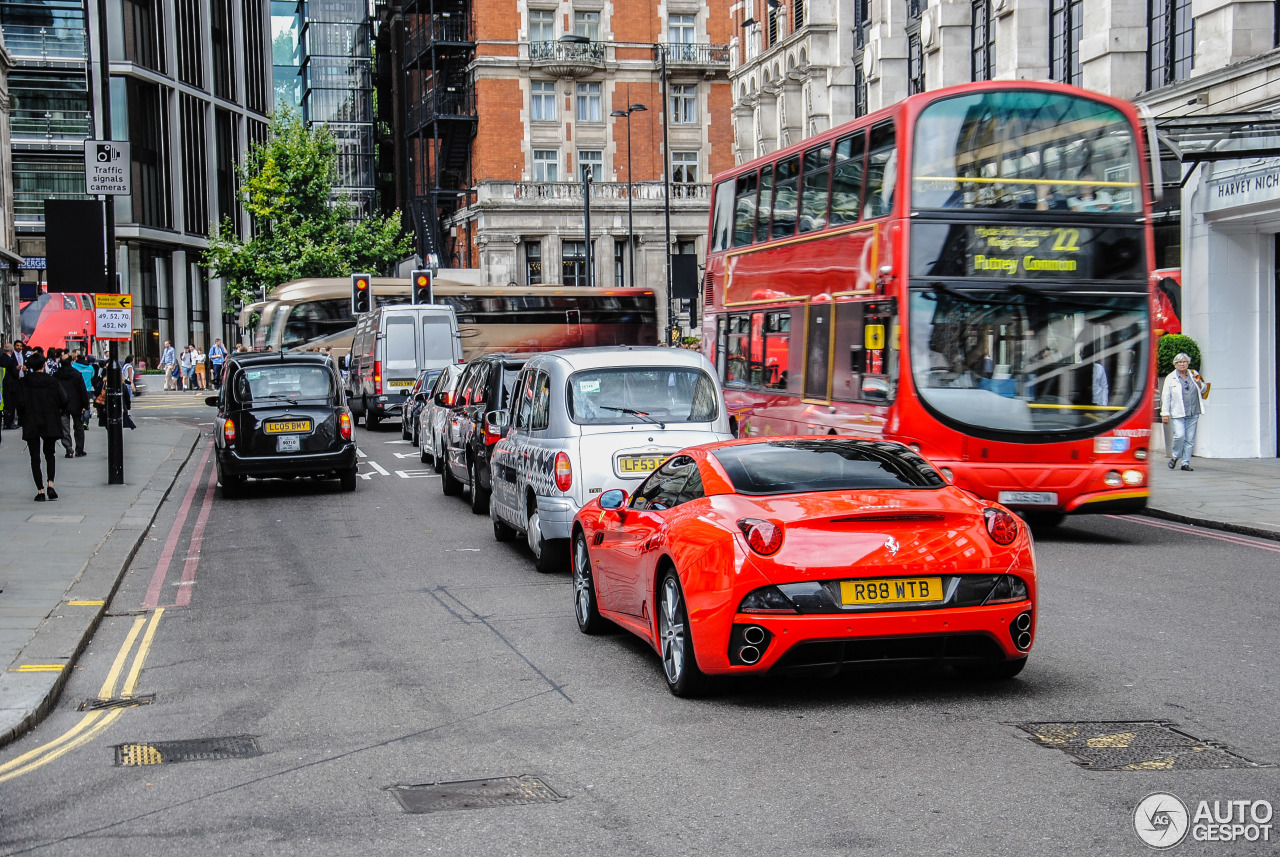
[203,108,412,306]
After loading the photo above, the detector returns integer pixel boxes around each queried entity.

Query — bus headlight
[1122,469,1143,486]
[1104,470,1123,487]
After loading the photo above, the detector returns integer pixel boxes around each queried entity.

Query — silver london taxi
[487,347,732,572]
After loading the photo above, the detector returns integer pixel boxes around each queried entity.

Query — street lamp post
[658,44,675,344]
[609,103,647,290]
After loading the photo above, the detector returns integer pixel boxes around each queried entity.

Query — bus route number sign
[95,294,133,341]
[967,225,1083,278]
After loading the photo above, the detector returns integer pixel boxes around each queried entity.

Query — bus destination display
[910,223,1146,282]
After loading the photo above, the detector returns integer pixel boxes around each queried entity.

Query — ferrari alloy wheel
[572,531,606,634]
[657,569,704,697]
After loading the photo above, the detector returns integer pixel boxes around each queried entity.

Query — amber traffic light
[351,273,372,314]
[412,269,433,304]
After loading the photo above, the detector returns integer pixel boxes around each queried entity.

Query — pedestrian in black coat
[1,342,20,430]
[54,356,90,457]
[20,354,69,501]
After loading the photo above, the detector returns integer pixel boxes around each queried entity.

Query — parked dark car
[208,352,357,497]
[401,367,443,444]
[418,363,464,471]
[441,353,528,512]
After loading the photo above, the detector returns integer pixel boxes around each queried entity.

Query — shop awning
[1157,113,1280,166]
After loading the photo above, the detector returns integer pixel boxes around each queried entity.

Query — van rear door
[422,312,458,368]
[382,314,418,392]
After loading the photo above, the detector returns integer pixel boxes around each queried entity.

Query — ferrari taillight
[222,418,236,445]
[984,508,1019,545]
[554,452,572,491]
[737,518,783,556]
[374,360,382,395]
[339,412,353,440]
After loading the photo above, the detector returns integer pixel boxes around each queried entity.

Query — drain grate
[1012,721,1271,771]
[388,775,565,813]
[113,735,263,767]
[79,693,155,712]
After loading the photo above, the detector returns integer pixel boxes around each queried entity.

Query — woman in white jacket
[1160,352,1207,471]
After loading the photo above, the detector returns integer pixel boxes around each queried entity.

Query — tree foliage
[1157,333,1201,377]
[202,108,412,306]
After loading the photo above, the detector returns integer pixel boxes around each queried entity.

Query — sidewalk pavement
[0,411,1276,749]
[0,413,199,746]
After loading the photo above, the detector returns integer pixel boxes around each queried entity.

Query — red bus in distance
[19,291,97,354]
[702,81,1160,522]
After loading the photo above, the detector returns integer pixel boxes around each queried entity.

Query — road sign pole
[94,0,123,484]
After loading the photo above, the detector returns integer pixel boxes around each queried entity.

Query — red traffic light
[415,274,428,287]
[356,278,369,290]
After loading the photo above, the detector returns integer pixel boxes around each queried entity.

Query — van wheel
[493,514,516,542]
[441,455,462,496]
[469,459,490,514]
[340,467,357,492]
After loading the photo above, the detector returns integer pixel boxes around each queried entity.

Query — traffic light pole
[96,0,123,484]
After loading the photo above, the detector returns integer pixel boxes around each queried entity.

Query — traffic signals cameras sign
[412,269,433,304]
[352,273,372,314]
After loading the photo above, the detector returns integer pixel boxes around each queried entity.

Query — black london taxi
[208,352,357,496]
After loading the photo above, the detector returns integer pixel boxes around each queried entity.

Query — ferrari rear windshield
[712,440,947,495]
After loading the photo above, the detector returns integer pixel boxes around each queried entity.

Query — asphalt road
[2,406,1277,856]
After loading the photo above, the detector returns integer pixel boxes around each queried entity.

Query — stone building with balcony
[727,0,1280,459]
[377,0,734,335]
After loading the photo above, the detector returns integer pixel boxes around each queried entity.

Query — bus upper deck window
[771,156,800,239]
[864,123,897,219]
[830,133,865,227]
[755,165,775,243]
[800,143,833,233]
[711,178,735,252]
[732,172,759,247]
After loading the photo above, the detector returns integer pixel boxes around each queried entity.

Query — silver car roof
[521,346,713,373]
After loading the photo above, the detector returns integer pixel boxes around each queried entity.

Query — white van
[348,305,462,428]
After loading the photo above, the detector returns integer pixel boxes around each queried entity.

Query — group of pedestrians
[158,339,228,392]
[0,340,137,501]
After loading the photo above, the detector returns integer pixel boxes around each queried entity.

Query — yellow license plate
[619,455,664,474]
[388,380,414,387]
[264,419,312,434]
[840,577,943,606]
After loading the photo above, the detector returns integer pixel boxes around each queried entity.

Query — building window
[795,0,805,28]
[614,239,624,287]
[768,5,783,46]
[854,63,867,117]
[853,0,869,48]
[669,13,695,43]
[123,0,165,72]
[531,80,557,120]
[573,10,599,41]
[525,241,543,284]
[907,31,924,94]
[1050,0,1083,85]
[529,9,555,57]
[670,84,697,124]
[972,0,993,81]
[576,82,601,122]
[1149,0,1193,89]
[533,149,559,182]
[577,149,602,181]
[562,241,587,286]
[672,151,699,184]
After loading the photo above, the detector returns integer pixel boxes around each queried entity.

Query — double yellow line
[0,609,163,784]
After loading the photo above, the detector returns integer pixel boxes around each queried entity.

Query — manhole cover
[113,735,263,766]
[1012,721,1271,771]
[79,693,155,711]
[388,775,565,813]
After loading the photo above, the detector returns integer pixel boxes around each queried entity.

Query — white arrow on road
[396,469,438,478]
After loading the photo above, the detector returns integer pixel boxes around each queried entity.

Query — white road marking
[385,440,410,445]
[356,448,367,458]
[392,451,420,459]
[357,471,377,481]
[367,461,390,476]
[396,469,438,479]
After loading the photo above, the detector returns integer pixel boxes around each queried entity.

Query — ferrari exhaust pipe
[1013,611,1033,650]
[738,645,761,665]
[742,626,766,646]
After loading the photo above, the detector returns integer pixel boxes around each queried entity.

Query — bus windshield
[910,90,1140,213]
[909,289,1147,434]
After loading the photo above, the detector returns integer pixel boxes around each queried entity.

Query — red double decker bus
[702,81,1161,523]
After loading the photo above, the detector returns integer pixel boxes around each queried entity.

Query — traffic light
[351,273,372,314]
[411,268,433,304]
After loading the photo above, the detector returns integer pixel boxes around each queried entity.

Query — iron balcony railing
[529,39,605,63]
[408,88,477,128]
[404,14,472,58]
[657,42,731,67]
[480,181,710,204]
[2,25,88,62]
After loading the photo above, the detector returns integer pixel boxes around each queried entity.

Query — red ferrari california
[571,437,1036,696]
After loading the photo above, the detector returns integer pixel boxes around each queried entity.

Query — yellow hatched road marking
[0,610,162,783]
